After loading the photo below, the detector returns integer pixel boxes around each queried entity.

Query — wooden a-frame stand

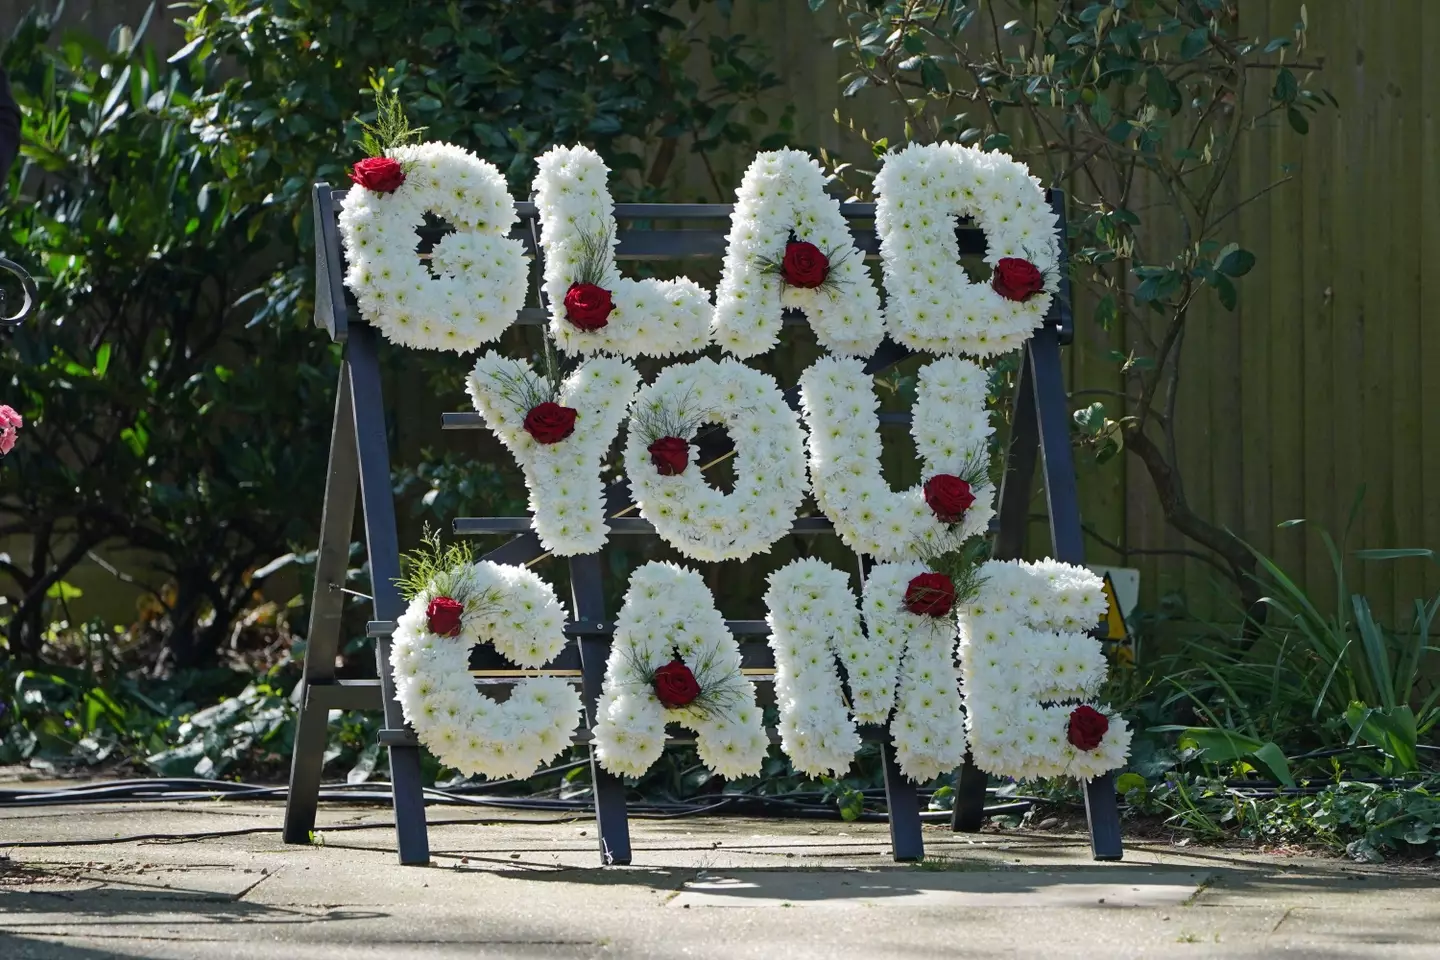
[281,185,1124,866]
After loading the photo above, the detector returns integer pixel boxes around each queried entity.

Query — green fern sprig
[396,526,474,601]
[630,387,714,446]
[953,442,993,490]
[617,641,747,723]
[913,537,991,607]
[355,90,427,159]
[571,225,615,288]
[482,359,559,414]
[754,236,856,298]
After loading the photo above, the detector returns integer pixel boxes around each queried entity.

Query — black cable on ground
[0,777,1035,835]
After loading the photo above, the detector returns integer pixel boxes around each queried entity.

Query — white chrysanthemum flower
[592,562,767,780]
[533,145,712,357]
[467,353,639,556]
[390,561,581,780]
[957,559,1131,780]
[874,141,1059,358]
[339,141,529,352]
[712,149,885,357]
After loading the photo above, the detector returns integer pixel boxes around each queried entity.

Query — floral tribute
[799,355,994,560]
[533,145,712,358]
[338,94,529,352]
[467,352,639,555]
[874,141,1060,358]
[356,127,1129,788]
[592,562,768,779]
[711,149,886,358]
[389,532,582,780]
[623,357,808,563]
[958,560,1131,780]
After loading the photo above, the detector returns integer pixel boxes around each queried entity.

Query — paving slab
[2,798,1437,959]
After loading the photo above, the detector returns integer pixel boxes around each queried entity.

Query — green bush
[0,13,339,666]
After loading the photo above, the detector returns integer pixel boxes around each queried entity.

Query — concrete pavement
[2,797,1437,958]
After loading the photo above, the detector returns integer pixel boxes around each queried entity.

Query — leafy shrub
[1156,521,1440,774]
[0,13,339,666]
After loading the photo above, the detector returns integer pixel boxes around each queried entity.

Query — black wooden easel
[281,185,1123,866]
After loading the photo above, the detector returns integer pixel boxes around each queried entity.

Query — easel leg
[952,753,989,833]
[1084,773,1124,860]
[347,324,431,865]
[1030,328,1125,862]
[284,367,358,845]
[876,730,925,862]
[568,553,632,866]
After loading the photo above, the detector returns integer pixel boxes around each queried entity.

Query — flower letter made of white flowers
[799,354,995,561]
[958,560,1132,781]
[592,562,768,780]
[390,561,582,781]
[762,557,968,783]
[874,141,1060,358]
[711,149,885,358]
[625,357,808,563]
[467,352,639,556]
[533,145,712,358]
[339,141,530,352]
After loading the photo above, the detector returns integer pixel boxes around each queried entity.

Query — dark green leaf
[1272,67,1298,104]
[1212,273,1237,311]
[1218,247,1256,277]
[1092,91,1112,128]
[981,132,1012,152]
[1073,401,1108,436]
[1180,26,1209,59]
[1287,106,1309,134]
[919,58,948,93]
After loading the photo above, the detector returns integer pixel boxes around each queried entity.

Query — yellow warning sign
[1098,572,1128,642]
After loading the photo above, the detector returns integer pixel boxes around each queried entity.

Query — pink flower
[0,405,21,456]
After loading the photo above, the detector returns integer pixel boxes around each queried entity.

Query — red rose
[563,282,614,331]
[924,474,976,524]
[780,241,829,289]
[1067,705,1110,751]
[653,659,701,708]
[523,401,578,444]
[991,257,1045,302]
[350,156,406,194]
[425,596,464,637]
[648,436,689,476]
[903,572,956,618]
